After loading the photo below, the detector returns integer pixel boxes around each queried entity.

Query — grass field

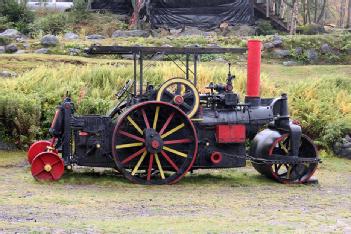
[0,151,350,233]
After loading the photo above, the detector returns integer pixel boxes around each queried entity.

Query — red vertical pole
[246,40,262,98]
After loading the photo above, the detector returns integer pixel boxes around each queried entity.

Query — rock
[41,35,59,47]
[180,27,214,37]
[264,42,274,50]
[170,28,183,35]
[333,134,351,159]
[295,47,303,55]
[0,46,5,54]
[220,22,229,31]
[272,35,283,47]
[64,32,79,40]
[5,44,18,53]
[283,60,298,66]
[321,43,332,54]
[306,49,319,63]
[151,28,170,37]
[207,43,220,48]
[112,30,149,38]
[86,34,106,40]
[15,50,26,54]
[68,48,80,56]
[35,48,50,54]
[0,29,21,39]
[162,44,173,47]
[23,43,30,49]
[0,70,17,78]
[0,140,17,150]
[272,48,290,58]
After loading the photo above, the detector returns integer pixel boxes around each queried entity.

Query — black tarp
[91,0,133,15]
[148,0,254,30]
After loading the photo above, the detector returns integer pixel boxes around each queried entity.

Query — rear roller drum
[31,152,65,181]
[252,134,318,184]
[112,101,198,185]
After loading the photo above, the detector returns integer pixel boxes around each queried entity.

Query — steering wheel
[116,80,133,99]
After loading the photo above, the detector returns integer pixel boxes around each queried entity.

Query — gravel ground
[0,151,350,233]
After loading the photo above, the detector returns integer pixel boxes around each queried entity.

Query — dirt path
[0,151,350,233]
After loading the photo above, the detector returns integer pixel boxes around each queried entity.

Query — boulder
[264,42,274,50]
[0,46,5,54]
[0,70,17,78]
[5,44,18,53]
[0,29,21,39]
[0,140,17,150]
[69,48,80,56]
[295,47,303,55]
[170,28,183,35]
[23,43,30,49]
[112,30,149,38]
[41,35,59,47]
[321,43,332,54]
[272,35,283,47]
[64,32,79,40]
[333,134,351,159]
[35,48,50,54]
[283,60,298,66]
[272,48,290,58]
[306,49,319,63]
[15,50,26,54]
[86,34,106,40]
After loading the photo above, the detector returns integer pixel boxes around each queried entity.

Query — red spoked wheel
[31,152,64,181]
[112,101,198,185]
[27,140,58,164]
[253,134,318,184]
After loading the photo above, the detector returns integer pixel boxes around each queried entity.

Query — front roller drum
[112,101,198,185]
[27,140,58,164]
[252,134,318,184]
[31,152,64,181]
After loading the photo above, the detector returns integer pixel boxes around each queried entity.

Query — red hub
[173,95,184,105]
[27,140,58,164]
[31,152,64,181]
[151,140,160,149]
[210,152,223,164]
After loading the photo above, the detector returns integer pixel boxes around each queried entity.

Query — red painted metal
[246,40,262,98]
[173,95,184,105]
[210,152,223,164]
[27,140,53,164]
[141,108,150,129]
[160,150,179,172]
[216,125,246,143]
[164,138,193,145]
[159,112,175,135]
[79,131,89,136]
[118,130,145,142]
[121,147,146,164]
[147,153,154,181]
[31,152,64,181]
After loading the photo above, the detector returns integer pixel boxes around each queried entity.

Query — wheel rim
[157,78,200,118]
[27,140,51,164]
[112,101,198,185]
[31,152,64,181]
[269,134,318,184]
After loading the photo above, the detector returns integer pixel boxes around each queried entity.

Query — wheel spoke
[164,138,193,145]
[181,102,192,111]
[121,147,146,164]
[33,169,45,177]
[153,106,160,130]
[164,90,175,99]
[159,112,175,135]
[161,123,185,139]
[118,130,145,142]
[163,146,187,158]
[154,153,165,179]
[127,116,143,135]
[141,108,150,129]
[116,142,144,149]
[131,151,147,176]
[160,150,179,172]
[147,154,155,181]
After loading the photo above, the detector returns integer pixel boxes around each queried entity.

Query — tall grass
[0,62,350,150]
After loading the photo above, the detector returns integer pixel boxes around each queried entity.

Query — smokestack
[245,40,262,106]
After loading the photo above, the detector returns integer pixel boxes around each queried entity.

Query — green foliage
[69,0,89,23]
[0,16,13,31]
[0,36,11,46]
[256,20,277,36]
[32,13,69,35]
[296,24,326,35]
[0,0,34,33]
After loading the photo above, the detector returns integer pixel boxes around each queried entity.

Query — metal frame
[87,45,246,96]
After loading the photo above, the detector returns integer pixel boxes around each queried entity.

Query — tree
[347,0,351,28]
[339,0,347,27]
[290,0,300,34]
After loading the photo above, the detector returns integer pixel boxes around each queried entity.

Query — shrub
[32,13,69,35]
[256,20,277,36]
[0,16,13,31]
[0,0,34,33]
